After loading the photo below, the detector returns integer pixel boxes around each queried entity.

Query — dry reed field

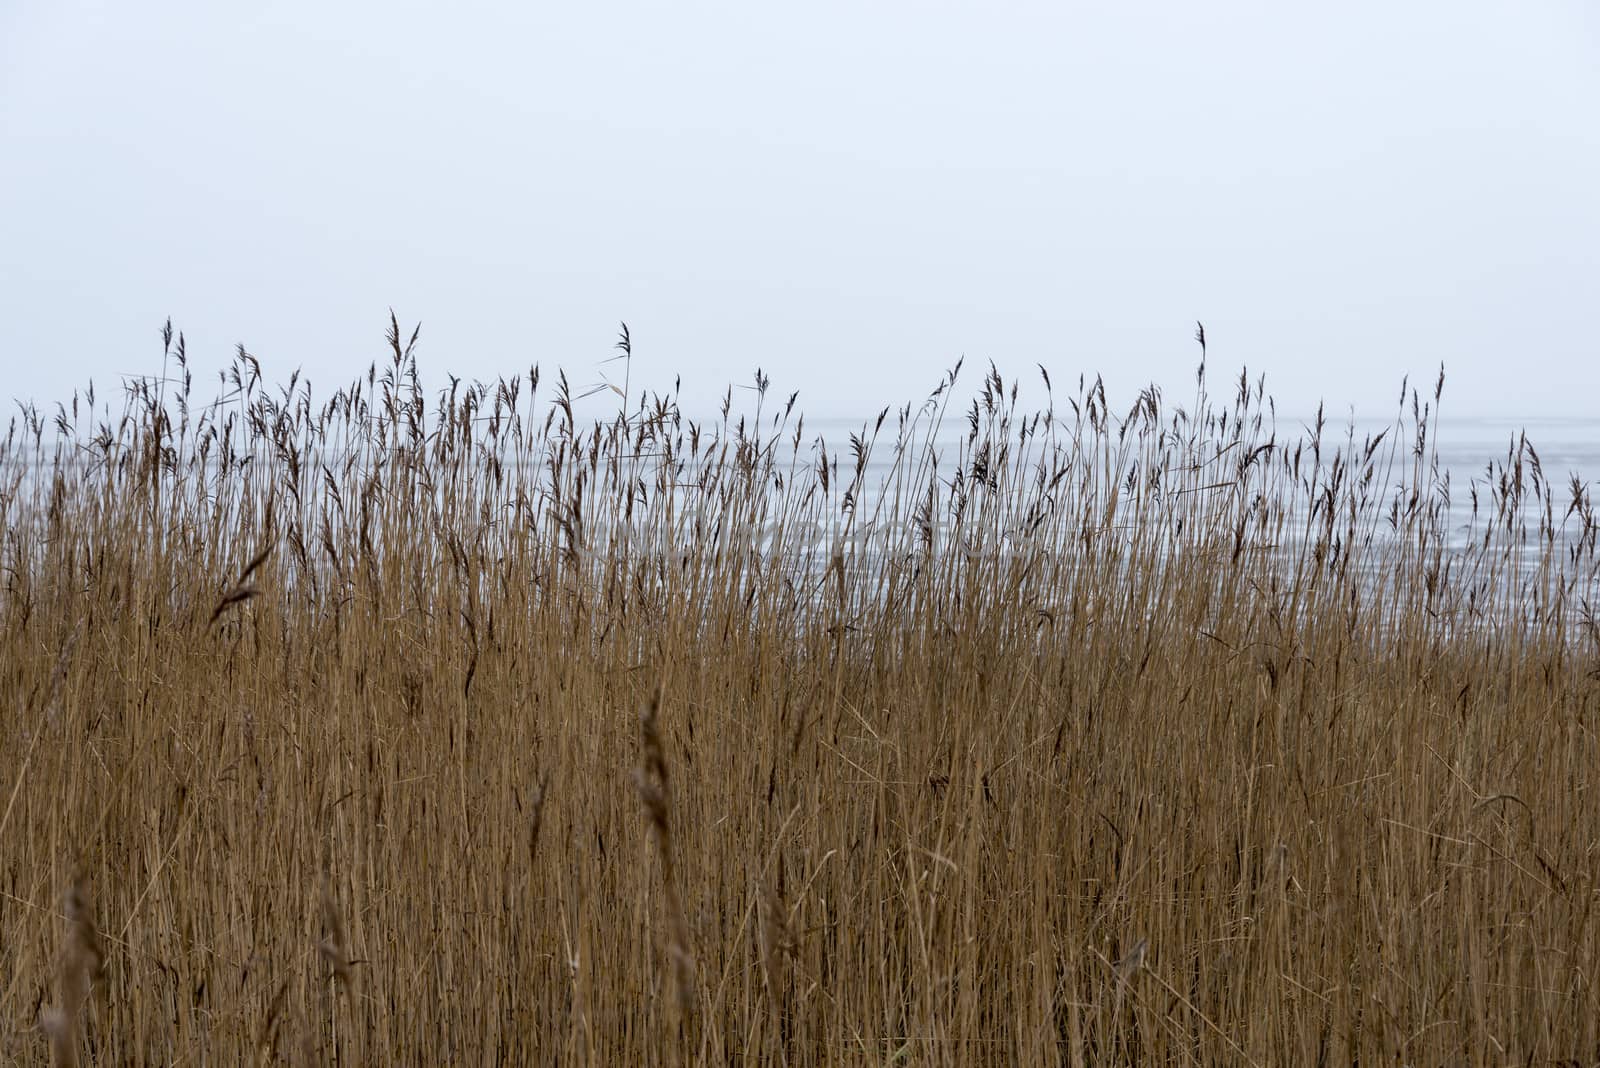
[3,318,1598,1064]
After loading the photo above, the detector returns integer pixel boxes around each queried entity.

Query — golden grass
[1,318,1597,1063]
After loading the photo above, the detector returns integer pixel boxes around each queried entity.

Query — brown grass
[0,318,1597,1063]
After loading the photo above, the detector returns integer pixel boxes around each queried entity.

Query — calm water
[804,414,1599,486]
[794,413,1600,564]
[7,410,1594,568]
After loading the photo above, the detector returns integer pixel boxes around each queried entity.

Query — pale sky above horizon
[2,2,1597,424]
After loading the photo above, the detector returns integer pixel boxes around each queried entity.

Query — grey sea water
[6,408,1592,590]
[804,414,1599,490]
[790,413,1600,574]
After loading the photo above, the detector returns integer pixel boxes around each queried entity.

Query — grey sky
[3,2,1597,423]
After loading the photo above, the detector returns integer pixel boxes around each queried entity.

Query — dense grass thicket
[3,319,1598,1064]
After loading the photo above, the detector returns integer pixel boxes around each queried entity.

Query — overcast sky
[2,2,1596,424]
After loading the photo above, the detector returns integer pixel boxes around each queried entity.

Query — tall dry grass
[1,317,1597,1063]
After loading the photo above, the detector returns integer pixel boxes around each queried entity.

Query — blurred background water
[804,414,1598,490]
[796,412,1599,566]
